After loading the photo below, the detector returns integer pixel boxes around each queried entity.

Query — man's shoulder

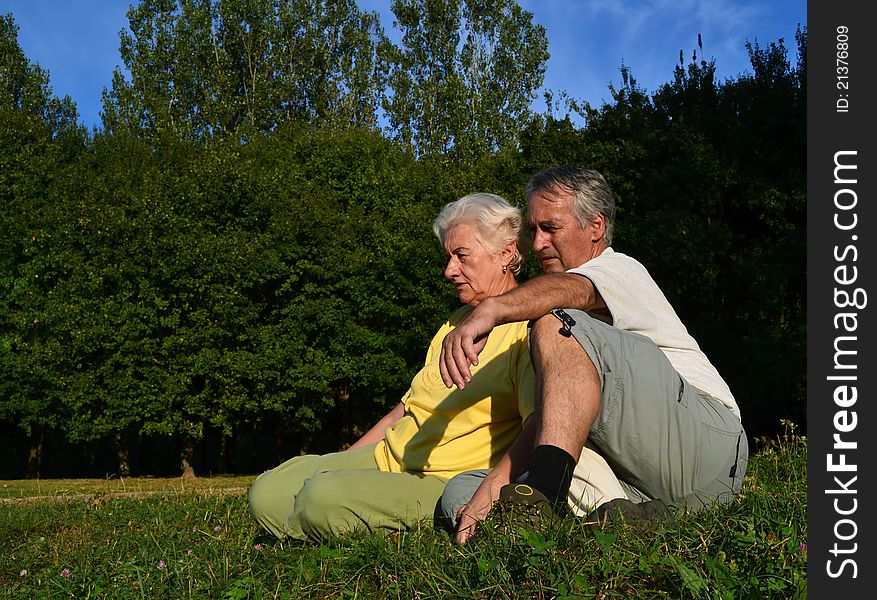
[569,248,662,297]
[572,247,641,272]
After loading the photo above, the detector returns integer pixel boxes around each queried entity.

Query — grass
[1,425,806,599]
[0,475,252,501]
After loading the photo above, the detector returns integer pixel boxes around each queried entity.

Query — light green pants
[247,444,448,542]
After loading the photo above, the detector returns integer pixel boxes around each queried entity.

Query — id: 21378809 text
[836,26,850,113]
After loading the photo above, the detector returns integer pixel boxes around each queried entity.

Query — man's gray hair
[526,166,617,245]
[433,193,526,275]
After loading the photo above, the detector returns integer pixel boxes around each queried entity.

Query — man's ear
[589,213,606,242]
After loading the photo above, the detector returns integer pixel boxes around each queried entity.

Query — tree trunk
[85,443,97,477]
[115,441,131,477]
[26,427,44,479]
[336,385,352,449]
[274,418,287,463]
[219,432,233,474]
[180,436,197,480]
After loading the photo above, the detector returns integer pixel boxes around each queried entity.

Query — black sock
[526,445,576,511]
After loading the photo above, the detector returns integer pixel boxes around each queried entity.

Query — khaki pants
[248,444,447,542]
[560,309,748,511]
[440,310,748,523]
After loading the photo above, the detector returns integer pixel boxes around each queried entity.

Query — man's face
[527,189,602,273]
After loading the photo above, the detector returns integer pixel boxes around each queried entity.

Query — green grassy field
[1,427,806,599]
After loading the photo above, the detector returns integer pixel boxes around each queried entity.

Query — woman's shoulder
[446,304,474,327]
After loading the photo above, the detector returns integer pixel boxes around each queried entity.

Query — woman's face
[443,222,513,306]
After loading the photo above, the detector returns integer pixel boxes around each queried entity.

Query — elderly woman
[248,193,536,542]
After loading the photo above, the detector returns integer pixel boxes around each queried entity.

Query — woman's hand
[455,416,537,544]
[455,474,505,545]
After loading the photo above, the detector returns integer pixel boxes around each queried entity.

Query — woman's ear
[500,240,517,272]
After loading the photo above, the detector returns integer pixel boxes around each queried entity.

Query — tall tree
[272,0,387,128]
[1,13,85,476]
[382,0,548,157]
[102,0,386,140]
[0,13,80,132]
[517,32,805,438]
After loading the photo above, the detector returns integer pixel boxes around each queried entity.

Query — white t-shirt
[569,248,741,419]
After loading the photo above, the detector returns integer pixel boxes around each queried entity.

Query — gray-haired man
[439,165,748,544]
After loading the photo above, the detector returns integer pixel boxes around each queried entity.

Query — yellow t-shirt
[374,306,536,481]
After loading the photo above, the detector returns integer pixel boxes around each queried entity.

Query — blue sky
[4,0,806,130]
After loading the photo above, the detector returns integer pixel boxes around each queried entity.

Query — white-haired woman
[248,193,536,542]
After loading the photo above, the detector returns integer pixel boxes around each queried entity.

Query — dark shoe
[588,498,673,524]
[500,483,553,509]
[496,483,566,532]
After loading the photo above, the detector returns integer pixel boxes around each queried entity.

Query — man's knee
[530,311,588,361]
[530,311,600,387]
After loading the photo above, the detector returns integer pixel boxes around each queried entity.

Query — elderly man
[439,166,748,544]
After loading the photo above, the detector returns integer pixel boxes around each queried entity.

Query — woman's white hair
[432,193,526,275]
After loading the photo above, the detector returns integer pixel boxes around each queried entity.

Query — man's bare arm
[440,273,604,389]
[481,272,603,325]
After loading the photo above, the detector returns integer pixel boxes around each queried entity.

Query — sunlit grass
[0,475,252,501]
[1,425,806,599]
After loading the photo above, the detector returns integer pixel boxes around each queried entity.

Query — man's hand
[439,304,498,389]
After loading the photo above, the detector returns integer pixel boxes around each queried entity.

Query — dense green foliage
[383,0,549,157]
[0,430,807,598]
[1,3,805,477]
[103,0,388,139]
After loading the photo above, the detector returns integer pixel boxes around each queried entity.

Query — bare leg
[530,313,601,459]
[522,313,603,509]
